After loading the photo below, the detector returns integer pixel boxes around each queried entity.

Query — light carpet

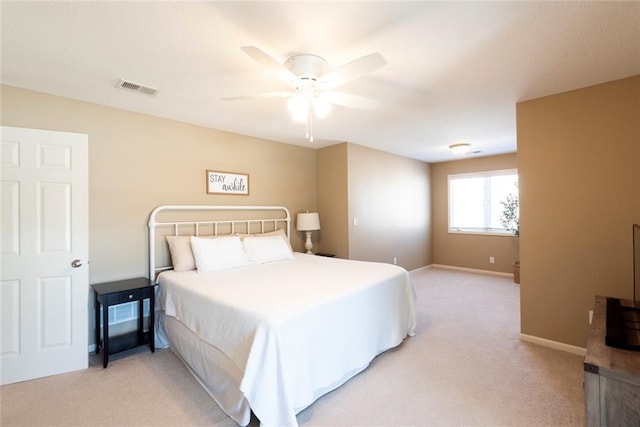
[0,267,584,426]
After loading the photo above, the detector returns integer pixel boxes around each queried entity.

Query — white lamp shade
[296,212,320,231]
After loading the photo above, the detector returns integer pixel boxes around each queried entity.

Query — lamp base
[304,231,314,254]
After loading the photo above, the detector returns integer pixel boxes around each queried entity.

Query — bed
[148,205,416,427]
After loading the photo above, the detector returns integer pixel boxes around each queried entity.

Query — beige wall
[346,143,431,271]
[1,85,318,281]
[317,142,431,270]
[517,75,640,348]
[317,143,349,258]
[2,84,318,345]
[431,154,519,273]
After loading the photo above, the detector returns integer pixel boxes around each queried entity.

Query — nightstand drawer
[109,289,142,305]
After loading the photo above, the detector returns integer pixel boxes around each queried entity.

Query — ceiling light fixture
[449,143,471,154]
[286,79,332,142]
[226,47,386,144]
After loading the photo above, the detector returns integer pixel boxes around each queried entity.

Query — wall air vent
[116,79,159,96]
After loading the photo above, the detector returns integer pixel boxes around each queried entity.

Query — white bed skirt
[157,312,253,425]
[156,309,407,426]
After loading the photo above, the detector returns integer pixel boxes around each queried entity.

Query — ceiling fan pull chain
[308,107,314,142]
[305,115,309,140]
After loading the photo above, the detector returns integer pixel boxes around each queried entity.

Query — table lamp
[296,212,320,254]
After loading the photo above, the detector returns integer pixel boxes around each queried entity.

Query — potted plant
[500,190,520,283]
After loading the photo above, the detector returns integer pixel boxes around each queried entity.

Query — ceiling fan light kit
[230,46,387,143]
[272,52,336,142]
[288,96,309,122]
[311,96,331,118]
[286,82,332,123]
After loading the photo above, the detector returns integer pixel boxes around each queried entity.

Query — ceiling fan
[224,46,387,142]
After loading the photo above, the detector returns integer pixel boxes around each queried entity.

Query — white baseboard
[429,263,513,278]
[409,265,433,273]
[409,265,585,357]
[519,333,586,356]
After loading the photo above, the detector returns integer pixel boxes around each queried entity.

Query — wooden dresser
[584,295,640,426]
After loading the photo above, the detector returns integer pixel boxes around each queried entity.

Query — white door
[1,126,88,385]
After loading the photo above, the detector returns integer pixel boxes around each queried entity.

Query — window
[448,169,518,235]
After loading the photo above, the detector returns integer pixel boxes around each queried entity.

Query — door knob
[71,259,83,268]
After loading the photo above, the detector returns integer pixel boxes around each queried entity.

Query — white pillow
[190,235,249,273]
[236,228,292,252]
[165,235,196,272]
[243,234,294,265]
[259,228,293,252]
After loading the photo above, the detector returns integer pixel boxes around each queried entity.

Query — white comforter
[157,253,416,426]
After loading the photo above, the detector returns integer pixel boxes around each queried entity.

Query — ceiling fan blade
[222,91,294,101]
[240,46,297,86]
[323,53,387,88]
[326,92,379,110]
[241,46,282,69]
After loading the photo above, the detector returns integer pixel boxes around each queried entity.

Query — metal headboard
[148,205,291,280]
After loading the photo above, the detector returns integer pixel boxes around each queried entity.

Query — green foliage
[500,192,519,236]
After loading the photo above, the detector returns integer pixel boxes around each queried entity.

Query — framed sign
[206,170,249,195]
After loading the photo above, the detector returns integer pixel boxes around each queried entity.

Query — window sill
[448,229,517,237]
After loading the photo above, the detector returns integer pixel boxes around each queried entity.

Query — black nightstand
[92,277,156,368]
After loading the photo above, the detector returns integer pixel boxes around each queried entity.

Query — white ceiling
[2,1,639,163]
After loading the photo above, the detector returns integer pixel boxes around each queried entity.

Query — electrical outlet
[393,257,397,265]
[489,256,495,264]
